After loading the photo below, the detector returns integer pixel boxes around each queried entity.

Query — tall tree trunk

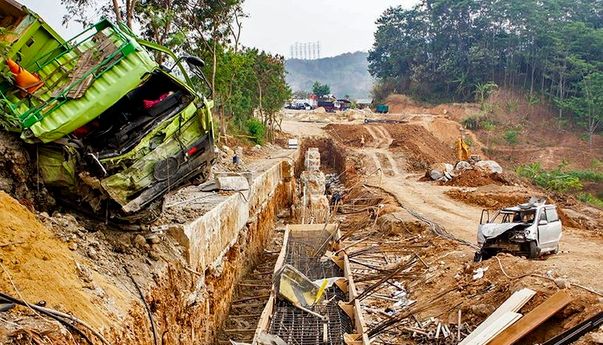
[111,0,122,22]
[125,0,136,28]
[257,79,264,125]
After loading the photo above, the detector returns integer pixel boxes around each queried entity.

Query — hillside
[285,52,373,99]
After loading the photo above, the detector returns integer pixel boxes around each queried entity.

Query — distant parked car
[286,102,311,110]
[317,100,336,112]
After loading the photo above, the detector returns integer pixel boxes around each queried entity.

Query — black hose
[0,291,104,345]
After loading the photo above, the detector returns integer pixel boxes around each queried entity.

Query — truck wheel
[473,251,482,263]
[528,241,540,259]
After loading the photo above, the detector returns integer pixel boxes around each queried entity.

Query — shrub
[504,99,519,113]
[516,163,583,193]
[246,118,266,145]
[462,115,480,130]
[503,129,520,145]
[481,119,496,131]
[566,170,603,183]
[461,115,496,131]
[577,193,603,208]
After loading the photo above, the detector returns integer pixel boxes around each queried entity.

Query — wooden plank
[273,228,290,273]
[470,312,522,345]
[460,288,536,345]
[488,291,572,345]
[254,295,274,336]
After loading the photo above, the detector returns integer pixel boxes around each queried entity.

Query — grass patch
[516,163,583,193]
[577,193,603,208]
[503,129,520,145]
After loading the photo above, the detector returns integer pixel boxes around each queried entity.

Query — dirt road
[284,117,603,292]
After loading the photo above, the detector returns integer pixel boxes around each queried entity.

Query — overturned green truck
[0,1,216,222]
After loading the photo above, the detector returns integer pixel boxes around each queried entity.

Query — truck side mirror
[185,56,205,68]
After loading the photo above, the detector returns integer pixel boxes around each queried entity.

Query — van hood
[477,223,524,244]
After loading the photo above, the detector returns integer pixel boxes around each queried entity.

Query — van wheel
[528,241,540,259]
[473,251,482,263]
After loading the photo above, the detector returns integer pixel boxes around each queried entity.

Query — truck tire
[528,241,540,259]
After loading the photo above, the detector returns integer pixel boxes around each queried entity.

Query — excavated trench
[216,138,355,344]
[0,138,358,345]
[4,132,595,345]
[0,144,296,345]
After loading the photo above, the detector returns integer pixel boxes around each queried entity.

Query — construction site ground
[0,105,601,344]
[279,107,603,344]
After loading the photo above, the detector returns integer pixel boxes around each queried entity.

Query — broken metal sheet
[542,311,603,345]
[275,264,324,308]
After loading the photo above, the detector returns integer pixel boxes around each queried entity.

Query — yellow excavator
[456,129,480,162]
[456,134,471,161]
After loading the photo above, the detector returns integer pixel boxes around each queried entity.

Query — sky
[19,0,418,58]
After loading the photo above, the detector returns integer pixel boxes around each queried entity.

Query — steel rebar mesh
[268,286,353,345]
[268,229,353,344]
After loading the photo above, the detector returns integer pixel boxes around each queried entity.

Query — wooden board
[460,288,536,345]
[488,290,572,345]
[471,312,522,345]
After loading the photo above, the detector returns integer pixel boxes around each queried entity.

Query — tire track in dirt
[357,122,603,293]
[373,125,394,147]
[364,125,400,176]
[364,125,385,148]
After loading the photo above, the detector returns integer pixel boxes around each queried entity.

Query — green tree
[312,81,331,98]
[368,0,603,135]
[561,72,603,148]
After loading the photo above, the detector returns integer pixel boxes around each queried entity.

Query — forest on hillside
[369,0,602,142]
[286,52,373,99]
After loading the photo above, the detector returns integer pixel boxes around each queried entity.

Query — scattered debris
[472,266,489,280]
[428,158,505,185]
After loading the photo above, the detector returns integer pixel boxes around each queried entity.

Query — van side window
[545,208,559,222]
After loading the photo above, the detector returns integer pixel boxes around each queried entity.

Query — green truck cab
[0,0,65,69]
[1,4,216,222]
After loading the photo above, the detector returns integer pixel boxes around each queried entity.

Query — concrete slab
[160,150,299,274]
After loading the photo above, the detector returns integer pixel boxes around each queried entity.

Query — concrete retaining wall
[169,154,297,275]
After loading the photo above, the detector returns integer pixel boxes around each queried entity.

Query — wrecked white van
[475,198,562,261]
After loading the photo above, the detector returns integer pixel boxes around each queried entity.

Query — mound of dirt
[0,192,128,330]
[387,124,456,170]
[324,124,373,147]
[445,187,583,228]
[385,94,422,114]
[441,169,510,187]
